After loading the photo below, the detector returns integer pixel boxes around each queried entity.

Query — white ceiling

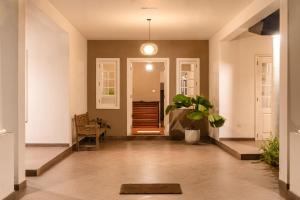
[49,0,254,40]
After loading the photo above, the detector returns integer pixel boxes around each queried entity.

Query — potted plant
[96,117,111,140]
[166,94,225,144]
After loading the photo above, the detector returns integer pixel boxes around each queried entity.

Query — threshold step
[25,145,73,176]
[127,135,170,140]
[213,139,262,160]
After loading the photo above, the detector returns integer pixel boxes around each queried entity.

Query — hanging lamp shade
[140,19,158,56]
[140,43,158,56]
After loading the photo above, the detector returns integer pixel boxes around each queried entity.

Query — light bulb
[140,43,158,56]
[145,63,153,72]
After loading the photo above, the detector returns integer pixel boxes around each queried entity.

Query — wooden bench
[74,112,106,151]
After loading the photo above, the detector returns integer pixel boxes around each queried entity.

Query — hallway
[16,141,284,200]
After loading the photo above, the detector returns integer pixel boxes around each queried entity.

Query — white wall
[209,0,279,140]
[0,133,14,199]
[31,0,87,117]
[0,36,2,130]
[279,0,288,185]
[219,33,273,138]
[287,0,300,196]
[0,0,26,187]
[26,0,87,144]
[26,1,70,144]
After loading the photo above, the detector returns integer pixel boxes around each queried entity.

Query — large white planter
[185,130,200,144]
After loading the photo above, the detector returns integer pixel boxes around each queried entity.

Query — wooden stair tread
[132,101,159,128]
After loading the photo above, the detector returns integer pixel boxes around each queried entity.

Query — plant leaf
[187,111,204,121]
[173,94,192,108]
[261,137,279,167]
[165,104,176,115]
[208,114,225,128]
[197,96,213,109]
[198,104,207,112]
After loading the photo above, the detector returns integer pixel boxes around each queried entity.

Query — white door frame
[255,55,273,140]
[127,58,170,136]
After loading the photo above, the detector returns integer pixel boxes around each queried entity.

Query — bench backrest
[74,112,89,133]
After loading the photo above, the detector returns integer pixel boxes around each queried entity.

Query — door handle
[0,129,7,134]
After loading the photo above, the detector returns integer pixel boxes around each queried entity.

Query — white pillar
[278,0,288,183]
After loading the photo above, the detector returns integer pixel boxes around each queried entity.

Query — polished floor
[17,140,285,200]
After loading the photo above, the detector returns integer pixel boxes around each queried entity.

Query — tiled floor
[17,140,286,200]
[25,146,68,170]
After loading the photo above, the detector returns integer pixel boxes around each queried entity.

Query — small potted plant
[166,94,225,144]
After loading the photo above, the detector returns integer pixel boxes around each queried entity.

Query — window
[96,58,120,109]
[176,58,200,96]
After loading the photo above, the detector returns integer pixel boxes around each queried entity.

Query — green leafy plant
[166,94,225,129]
[261,137,279,167]
[96,117,111,130]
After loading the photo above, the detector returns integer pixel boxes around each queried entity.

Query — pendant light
[140,19,158,56]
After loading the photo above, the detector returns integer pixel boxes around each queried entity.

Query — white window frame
[176,58,200,96]
[96,58,120,109]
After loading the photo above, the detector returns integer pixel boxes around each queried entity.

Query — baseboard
[26,143,69,147]
[3,191,16,200]
[14,180,27,191]
[219,138,255,141]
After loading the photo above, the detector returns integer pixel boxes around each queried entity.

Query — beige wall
[133,62,164,102]
[88,40,209,136]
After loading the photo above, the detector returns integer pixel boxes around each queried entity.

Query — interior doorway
[255,56,274,140]
[127,58,169,136]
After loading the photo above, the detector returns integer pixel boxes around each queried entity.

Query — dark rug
[120,183,182,195]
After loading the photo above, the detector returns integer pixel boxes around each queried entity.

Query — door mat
[120,183,182,194]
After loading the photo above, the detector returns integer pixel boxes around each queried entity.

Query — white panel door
[255,56,273,140]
